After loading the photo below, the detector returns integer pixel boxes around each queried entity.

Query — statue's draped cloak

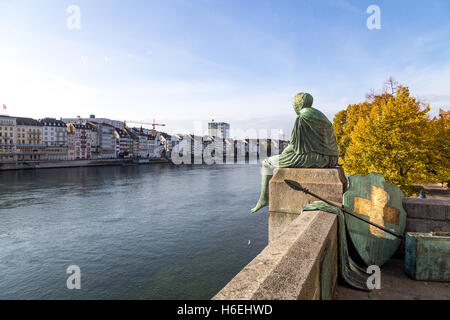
[302,202,370,291]
[265,106,339,169]
[290,108,339,156]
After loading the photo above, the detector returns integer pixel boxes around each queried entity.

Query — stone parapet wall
[403,198,450,233]
[213,210,338,300]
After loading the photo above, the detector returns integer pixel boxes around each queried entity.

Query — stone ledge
[403,198,450,221]
[406,218,450,233]
[269,167,347,215]
[213,210,338,300]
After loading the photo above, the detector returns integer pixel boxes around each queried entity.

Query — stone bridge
[214,168,450,300]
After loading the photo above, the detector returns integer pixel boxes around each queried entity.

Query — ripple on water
[0,164,267,299]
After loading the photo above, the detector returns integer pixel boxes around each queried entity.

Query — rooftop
[40,118,66,127]
[16,117,41,126]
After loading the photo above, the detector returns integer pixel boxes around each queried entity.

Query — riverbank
[0,158,169,171]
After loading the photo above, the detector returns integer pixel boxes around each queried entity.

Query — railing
[16,144,46,147]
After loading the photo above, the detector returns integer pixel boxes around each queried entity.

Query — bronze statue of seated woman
[251,93,339,213]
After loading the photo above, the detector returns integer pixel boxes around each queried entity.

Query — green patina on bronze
[343,173,407,267]
[405,232,450,281]
[302,201,371,291]
[251,93,339,213]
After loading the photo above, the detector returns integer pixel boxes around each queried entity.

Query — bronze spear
[284,179,405,240]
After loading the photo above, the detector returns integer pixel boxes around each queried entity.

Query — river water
[0,164,268,299]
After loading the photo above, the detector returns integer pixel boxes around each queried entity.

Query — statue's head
[293,93,314,114]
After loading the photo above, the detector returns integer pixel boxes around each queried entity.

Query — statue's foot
[251,199,268,213]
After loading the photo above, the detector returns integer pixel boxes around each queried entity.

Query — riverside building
[98,123,117,159]
[0,115,17,161]
[86,122,100,159]
[15,117,45,161]
[40,118,68,160]
[67,123,92,160]
[115,128,134,158]
[208,121,230,139]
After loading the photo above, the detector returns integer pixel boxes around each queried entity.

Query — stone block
[406,218,431,233]
[406,216,450,234]
[269,167,347,215]
[428,220,450,232]
[403,198,449,221]
[268,211,299,243]
[402,198,450,238]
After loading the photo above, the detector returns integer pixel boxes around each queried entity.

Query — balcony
[16,144,46,147]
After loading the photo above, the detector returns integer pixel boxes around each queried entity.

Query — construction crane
[124,119,166,130]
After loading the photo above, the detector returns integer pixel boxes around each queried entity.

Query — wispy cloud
[1,0,449,134]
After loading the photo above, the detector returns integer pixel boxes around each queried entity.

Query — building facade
[125,128,139,157]
[115,128,133,158]
[147,130,162,158]
[132,128,150,158]
[15,117,45,161]
[40,118,68,160]
[86,122,99,159]
[0,116,17,161]
[208,121,230,139]
[128,128,161,158]
[98,123,116,159]
[67,123,92,160]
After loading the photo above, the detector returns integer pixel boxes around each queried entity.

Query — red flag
[2,104,6,110]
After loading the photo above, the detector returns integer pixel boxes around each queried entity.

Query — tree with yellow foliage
[333,101,373,160]
[334,82,449,196]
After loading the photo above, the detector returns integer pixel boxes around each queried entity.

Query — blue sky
[0,0,449,136]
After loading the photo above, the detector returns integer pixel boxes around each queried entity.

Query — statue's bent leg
[251,159,275,213]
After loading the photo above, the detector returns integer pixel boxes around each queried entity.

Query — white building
[40,118,68,160]
[208,121,230,139]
